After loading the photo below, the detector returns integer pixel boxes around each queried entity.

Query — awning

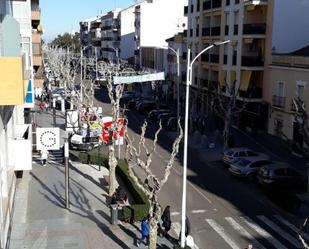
[240,70,252,91]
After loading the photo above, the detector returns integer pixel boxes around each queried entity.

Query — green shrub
[78,152,149,222]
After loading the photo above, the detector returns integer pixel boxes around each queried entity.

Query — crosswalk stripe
[225,217,266,249]
[206,219,240,249]
[257,215,301,248]
[274,214,309,242]
[241,216,288,249]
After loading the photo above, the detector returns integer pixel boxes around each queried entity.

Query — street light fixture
[180,40,230,248]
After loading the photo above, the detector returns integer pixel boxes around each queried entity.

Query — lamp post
[180,40,230,248]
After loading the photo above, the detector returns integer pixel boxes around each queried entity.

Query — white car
[223,147,269,165]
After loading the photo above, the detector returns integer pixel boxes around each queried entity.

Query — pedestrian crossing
[33,150,64,165]
[172,214,307,249]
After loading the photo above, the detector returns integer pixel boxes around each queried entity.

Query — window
[276,81,285,97]
[250,161,271,168]
[190,29,193,37]
[296,81,306,99]
[238,151,246,157]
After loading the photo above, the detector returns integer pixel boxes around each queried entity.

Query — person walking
[40,149,49,167]
[179,216,191,242]
[161,206,171,237]
[137,215,150,247]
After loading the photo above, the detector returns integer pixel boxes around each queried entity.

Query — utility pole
[64,137,70,209]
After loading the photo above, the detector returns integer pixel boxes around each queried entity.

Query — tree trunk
[108,145,117,196]
[223,107,231,151]
[149,217,158,249]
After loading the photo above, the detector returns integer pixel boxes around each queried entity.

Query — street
[92,87,307,249]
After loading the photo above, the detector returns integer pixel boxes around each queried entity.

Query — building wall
[272,0,309,53]
[120,5,136,60]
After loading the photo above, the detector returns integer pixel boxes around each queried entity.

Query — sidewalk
[9,108,176,249]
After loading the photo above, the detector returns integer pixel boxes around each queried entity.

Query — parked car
[69,130,100,151]
[165,116,184,131]
[120,91,138,105]
[223,147,269,165]
[52,88,65,98]
[136,101,157,114]
[127,97,143,109]
[147,109,171,121]
[228,158,273,181]
[158,113,177,126]
[257,164,306,188]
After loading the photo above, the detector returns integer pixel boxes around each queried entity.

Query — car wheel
[87,144,94,151]
[247,173,255,181]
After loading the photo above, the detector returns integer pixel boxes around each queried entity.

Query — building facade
[0,0,33,247]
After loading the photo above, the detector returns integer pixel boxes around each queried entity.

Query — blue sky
[41,0,135,42]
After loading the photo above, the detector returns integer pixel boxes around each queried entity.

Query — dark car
[165,116,184,130]
[158,113,177,126]
[258,164,307,189]
[147,109,171,121]
[136,101,157,114]
[127,97,143,109]
[120,91,138,105]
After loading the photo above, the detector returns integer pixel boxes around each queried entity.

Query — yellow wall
[0,57,24,105]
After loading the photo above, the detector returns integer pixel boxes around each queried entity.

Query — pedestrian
[179,216,191,242]
[161,205,171,237]
[39,100,45,113]
[137,215,150,247]
[40,149,49,167]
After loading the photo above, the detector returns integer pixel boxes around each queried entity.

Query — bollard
[110,204,118,224]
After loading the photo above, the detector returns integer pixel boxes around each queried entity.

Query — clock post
[64,133,70,209]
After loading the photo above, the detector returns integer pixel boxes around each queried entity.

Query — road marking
[257,215,301,248]
[241,216,287,249]
[191,209,206,214]
[206,219,240,249]
[171,211,180,216]
[274,214,309,241]
[225,217,266,249]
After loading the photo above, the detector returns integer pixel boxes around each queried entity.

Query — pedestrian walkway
[171,213,305,249]
[33,150,64,165]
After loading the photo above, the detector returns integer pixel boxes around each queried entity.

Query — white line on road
[171,211,180,216]
[241,216,287,249]
[274,214,309,242]
[257,215,301,248]
[225,217,266,249]
[206,219,240,249]
[191,210,207,214]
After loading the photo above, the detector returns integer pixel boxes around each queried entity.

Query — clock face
[40,131,57,148]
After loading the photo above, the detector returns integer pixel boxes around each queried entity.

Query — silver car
[229,158,273,181]
[223,147,269,165]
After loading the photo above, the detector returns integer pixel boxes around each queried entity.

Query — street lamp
[180,40,230,248]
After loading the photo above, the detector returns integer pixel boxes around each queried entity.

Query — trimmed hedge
[79,151,149,222]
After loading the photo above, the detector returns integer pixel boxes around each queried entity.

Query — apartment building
[101,9,121,63]
[31,0,43,94]
[89,16,102,58]
[0,0,33,247]
[80,17,96,55]
[263,0,309,150]
[133,0,187,70]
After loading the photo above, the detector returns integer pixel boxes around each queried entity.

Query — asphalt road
[92,87,305,249]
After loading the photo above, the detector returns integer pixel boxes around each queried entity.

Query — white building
[101,8,121,63]
[80,17,97,57]
[0,0,33,247]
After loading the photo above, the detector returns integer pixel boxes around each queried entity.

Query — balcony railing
[202,27,210,36]
[242,56,264,67]
[243,23,266,35]
[211,26,221,36]
[102,25,112,31]
[210,54,219,63]
[272,95,286,108]
[203,1,211,10]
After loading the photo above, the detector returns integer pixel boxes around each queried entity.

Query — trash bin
[110,204,118,224]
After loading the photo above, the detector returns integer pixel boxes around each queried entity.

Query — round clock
[40,130,57,148]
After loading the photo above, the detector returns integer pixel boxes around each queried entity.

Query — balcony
[202,27,210,37]
[31,9,40,20]
[184,6,188,15]
[0,57,24,105]
[272,95,286,108]
[239,87,262,99]
[33,55,42,66]
[210,54,219,63]
[242,56,264,67]
[243,23,266,35]
[201,53,209,62]
[223,54,227,64]
[203,1,211,10]
[211,26,221,36]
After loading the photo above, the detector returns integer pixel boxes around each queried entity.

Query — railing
[102,25,112,31]
[211,26,221,36]
[272,95,286,108]
[242,56,264,67]
[290,100,306,112]
[243,23,266,35]
[202,27,210,36]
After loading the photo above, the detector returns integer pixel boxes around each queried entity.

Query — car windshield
[237,159,250,167]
